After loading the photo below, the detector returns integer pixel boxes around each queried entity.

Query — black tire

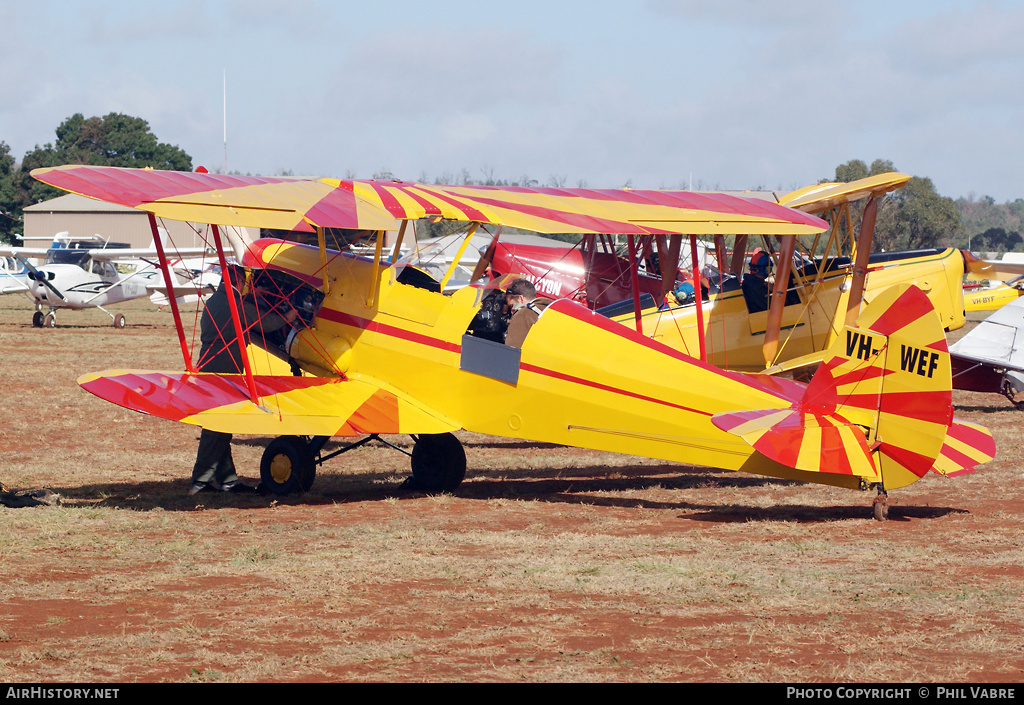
[260,435,316,495]
[32,311,44,328]
[410,433,466,492]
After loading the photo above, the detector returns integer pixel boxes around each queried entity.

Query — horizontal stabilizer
[930,419,996,477]
[77,370,459,437]
[712,406,878,480]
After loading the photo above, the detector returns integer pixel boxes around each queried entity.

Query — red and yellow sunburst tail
[816,283,957,490]
[712,283,990,490]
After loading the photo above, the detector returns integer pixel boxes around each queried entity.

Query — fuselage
[247,239,869,489]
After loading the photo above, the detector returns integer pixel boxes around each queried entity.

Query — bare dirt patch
[1,300,1022,682]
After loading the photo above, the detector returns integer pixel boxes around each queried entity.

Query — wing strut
[212,223,260,405]
[390,220,409,263]
[729,235,748,276]
[762,235,796,366]
[690,234,707,362]
[845,195,878,326]
[627,234,643,333]
[148,213,194,372]
[316,226,331,295]
[439,223,480,291]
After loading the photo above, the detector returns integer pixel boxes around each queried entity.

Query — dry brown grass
[1,299,1022,682]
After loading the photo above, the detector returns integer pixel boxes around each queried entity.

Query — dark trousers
[192,429,238,486]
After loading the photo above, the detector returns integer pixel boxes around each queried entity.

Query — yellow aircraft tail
[714,284,994,489]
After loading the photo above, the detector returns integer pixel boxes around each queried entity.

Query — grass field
[1,297,1022,682]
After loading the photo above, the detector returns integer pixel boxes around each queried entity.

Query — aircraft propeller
[470,235,499,282]
[15,255,68,302]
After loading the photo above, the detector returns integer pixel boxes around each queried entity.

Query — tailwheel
[32,311,44,328]
[260,435,316,495]
[113,313,126,329]
[872,487,889,522]
[409,432,466,492]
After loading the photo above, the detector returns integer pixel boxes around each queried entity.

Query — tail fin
[810,282,954,489]
[714,284,984,489]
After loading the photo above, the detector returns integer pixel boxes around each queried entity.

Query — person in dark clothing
[742,249,771,313]
[190,268,297,495]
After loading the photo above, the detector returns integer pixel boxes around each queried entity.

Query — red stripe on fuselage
[518,362,714,417]
[318,307,461,353]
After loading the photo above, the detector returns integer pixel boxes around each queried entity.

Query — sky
[2,0,1023,201]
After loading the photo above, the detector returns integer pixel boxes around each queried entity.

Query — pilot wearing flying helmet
[742,249,771,313]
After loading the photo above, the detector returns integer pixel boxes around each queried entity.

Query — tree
[0,141,19,242]
[1,113,193,242]
[828,160,963,251]
[833,158,896,183]
[45,113,192,170]
[873,176,964,251]
[834,159,868,183]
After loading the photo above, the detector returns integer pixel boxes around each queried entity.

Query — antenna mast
[223,70,227,174]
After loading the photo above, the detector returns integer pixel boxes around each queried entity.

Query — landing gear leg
[97,305,126,329]
[1001,378,1024,410]
[872,485,889,522]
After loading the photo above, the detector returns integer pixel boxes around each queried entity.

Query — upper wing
[32,165,828,237]
[76,369,460,437]
[779,172,910,213]
[0,246,50,257]
[338,181,829,236]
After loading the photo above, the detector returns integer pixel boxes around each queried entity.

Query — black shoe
[220,481,257,494]
[189,481,216,495]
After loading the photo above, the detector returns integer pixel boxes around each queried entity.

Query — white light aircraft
[0,232,213,328]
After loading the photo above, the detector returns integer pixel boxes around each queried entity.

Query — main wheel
[32,311,44,328]
[260,435,316,495]
[43,312,56,328]
[410,433,466,492]
[873,499,889,521]
[113,314,126,329]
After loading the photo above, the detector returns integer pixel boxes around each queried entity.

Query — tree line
[0,113,192,243]
[2,113,1021,255]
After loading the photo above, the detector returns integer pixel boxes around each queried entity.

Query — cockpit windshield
[390,222,499,293]
[45,250,89,268]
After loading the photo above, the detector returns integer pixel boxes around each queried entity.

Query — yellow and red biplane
[482,173,972,375]
[33,165,995,519]
[963,280,1023,312]
[961,254,1024,312]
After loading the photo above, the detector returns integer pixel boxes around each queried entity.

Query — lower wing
[77,369,460,437]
